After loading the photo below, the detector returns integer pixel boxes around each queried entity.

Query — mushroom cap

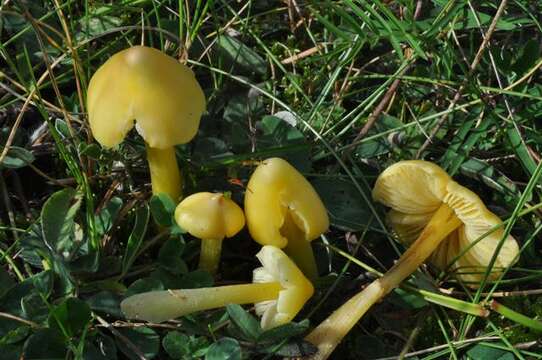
[244,158,329,248]
[174,192,245,240]
[87,46,205,149]
[253,245,314,329]
[373,160,519,284]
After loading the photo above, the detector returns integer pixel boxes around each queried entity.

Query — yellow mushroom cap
[253,245,314,329]
[373,160,519,284]
[174,192,245,240]
[87,46,205,149]
[244,158,330,248]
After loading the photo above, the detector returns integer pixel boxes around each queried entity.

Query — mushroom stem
[282,212,319,281]
[146,145,181,202]
[121,282,283,323]
[199,238,222,275]
[305,203,462,360]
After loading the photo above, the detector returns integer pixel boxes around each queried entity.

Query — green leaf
[205,337,241,360]
[256,115,311,172]
[0,146,35,169]
[48,297,92,337]
[125,278,164,298]
[389,288,428,310]
[226,304,261,342]
[162,332,209,359]
[162,331,190,359]
[21,292,49,323]
[179,270,214,289]
[83,335,117,360]
[258,320,310,343]
[467,344,514,360]
[116,327,160,360]
[54,119,71,139]
[0,267,15,298]
[22,328,66,360]
[216,35,267,76]
[94,197,123,238]
[312,178,373,232]
[0,326,30,345]
[79,143,102,159]
[459,158,520,198]
[149,194,176,227]
[122,205,150,274]
[158,237,187,275]
[260,339,316,357]
[41,188,81,254]
[0,271,53,318]
[87,291,123,318]
[506,127,539,181]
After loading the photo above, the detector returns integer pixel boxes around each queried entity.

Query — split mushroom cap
[373,160,519,283]
[87,45,205,149]
[120,246,314,330]
[245,157,329,248]
[254,245,315,329]
[175,192,245,240]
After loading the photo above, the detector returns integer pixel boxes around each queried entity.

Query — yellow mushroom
[175,192,245,275]
[120,245,314,329]
[87,46,205,202]
[305,160,519,360]
[244,158,329,281]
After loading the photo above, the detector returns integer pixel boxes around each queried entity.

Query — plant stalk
[121,282,282,323]
[199,238,222,275]
[282,212,319,281]
[305,203,462,360]
[146,145,181,202]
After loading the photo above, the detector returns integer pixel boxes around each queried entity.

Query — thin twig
[281,45,324,65]
[95,315,148,360]
[0,311,40,328]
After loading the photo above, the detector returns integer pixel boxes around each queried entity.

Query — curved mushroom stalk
[305,161,519,360]
[175,192,245,275]
[121,246,314,330]
[245,158,329,281]
[87,46,206,202]
[146,146,181,202]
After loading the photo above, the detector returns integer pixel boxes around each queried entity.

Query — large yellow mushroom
[87,46,205,202]
[305,160,519,360]
[244,158,329,281]
[121,245,314,330]
[175,192,245,275]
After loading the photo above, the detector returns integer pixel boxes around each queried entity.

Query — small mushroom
[175,192,245,275]
[120,245,314,329]
[244,158,329,281]
[87,46,205,202]
[305,160,519,360]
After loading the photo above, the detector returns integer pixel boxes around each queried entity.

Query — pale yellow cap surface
[373,160,519,284]
[87,46,205,149]
[253,245,314,329]
[174,192,245,240]
[244,158,329,248]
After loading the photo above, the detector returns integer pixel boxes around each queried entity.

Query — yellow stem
[199,238,223,275]
[305,203,462,360]
[282,212,319,281]
[146,145,181,202]
[121,282,282,323]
